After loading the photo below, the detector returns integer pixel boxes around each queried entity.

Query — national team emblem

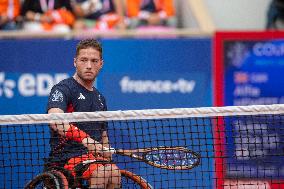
[51,90,63,102]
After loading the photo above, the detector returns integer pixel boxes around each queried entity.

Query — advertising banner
[98,38,212,110]
[0,38,212,114]
[214,31,284,188]
[0,39,77,114]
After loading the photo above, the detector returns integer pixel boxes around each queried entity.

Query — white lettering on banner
[37,74,55,96]
[233,97,279,106]
[224,179,271,189]
[0,72,69,98]
[234,72,268,84]
[0,72,16,98]
[120,76,196,94]
[18,74,36,96]
[253,42,284,57]
[18,73,69,97]
[233,85,260,97]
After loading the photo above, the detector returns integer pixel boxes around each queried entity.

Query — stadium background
[1,0,284,188]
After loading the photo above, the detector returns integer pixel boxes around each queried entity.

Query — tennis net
[1,104,284,189]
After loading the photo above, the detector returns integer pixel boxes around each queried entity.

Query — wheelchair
[24,159,153,189]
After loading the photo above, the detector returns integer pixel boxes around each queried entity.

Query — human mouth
[85,72,93,75]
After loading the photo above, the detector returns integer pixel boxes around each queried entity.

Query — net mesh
[1,104,284,189]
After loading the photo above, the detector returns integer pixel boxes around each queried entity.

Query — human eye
[80,58,88,63]
[92,59,100,64]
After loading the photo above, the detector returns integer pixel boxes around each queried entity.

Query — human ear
[73,58,77,68]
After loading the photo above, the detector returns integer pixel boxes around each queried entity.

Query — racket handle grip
[102,147,116,153]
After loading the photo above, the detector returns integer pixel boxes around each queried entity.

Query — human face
[74,47,103,83]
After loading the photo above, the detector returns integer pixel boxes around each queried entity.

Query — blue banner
[0,39,77,115]
[0,38,212,114]
[99,38,212,110]
[223,38,284,179]
[224,40,284,106]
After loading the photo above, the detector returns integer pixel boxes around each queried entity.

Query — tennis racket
[104,146,200,170]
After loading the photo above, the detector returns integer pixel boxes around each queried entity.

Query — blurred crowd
[0,0,177,32]
[267,0,284,29]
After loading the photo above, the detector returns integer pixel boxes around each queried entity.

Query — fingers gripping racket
[104,146,200,170]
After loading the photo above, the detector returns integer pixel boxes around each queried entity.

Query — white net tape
[1,104,284,125]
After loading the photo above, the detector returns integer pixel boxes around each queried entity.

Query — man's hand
[82,137,113,159]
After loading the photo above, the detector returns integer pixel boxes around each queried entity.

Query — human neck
[73,74,94,91]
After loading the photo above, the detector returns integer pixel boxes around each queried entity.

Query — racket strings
[144,149,200,168]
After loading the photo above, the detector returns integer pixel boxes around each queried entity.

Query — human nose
[86,61,92,68]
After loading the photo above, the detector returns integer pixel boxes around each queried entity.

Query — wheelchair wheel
[24,170,69,189]
[120,169,153,189]
[50,170,69,189]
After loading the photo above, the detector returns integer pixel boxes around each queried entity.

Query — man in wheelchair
[45,39,121,189]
